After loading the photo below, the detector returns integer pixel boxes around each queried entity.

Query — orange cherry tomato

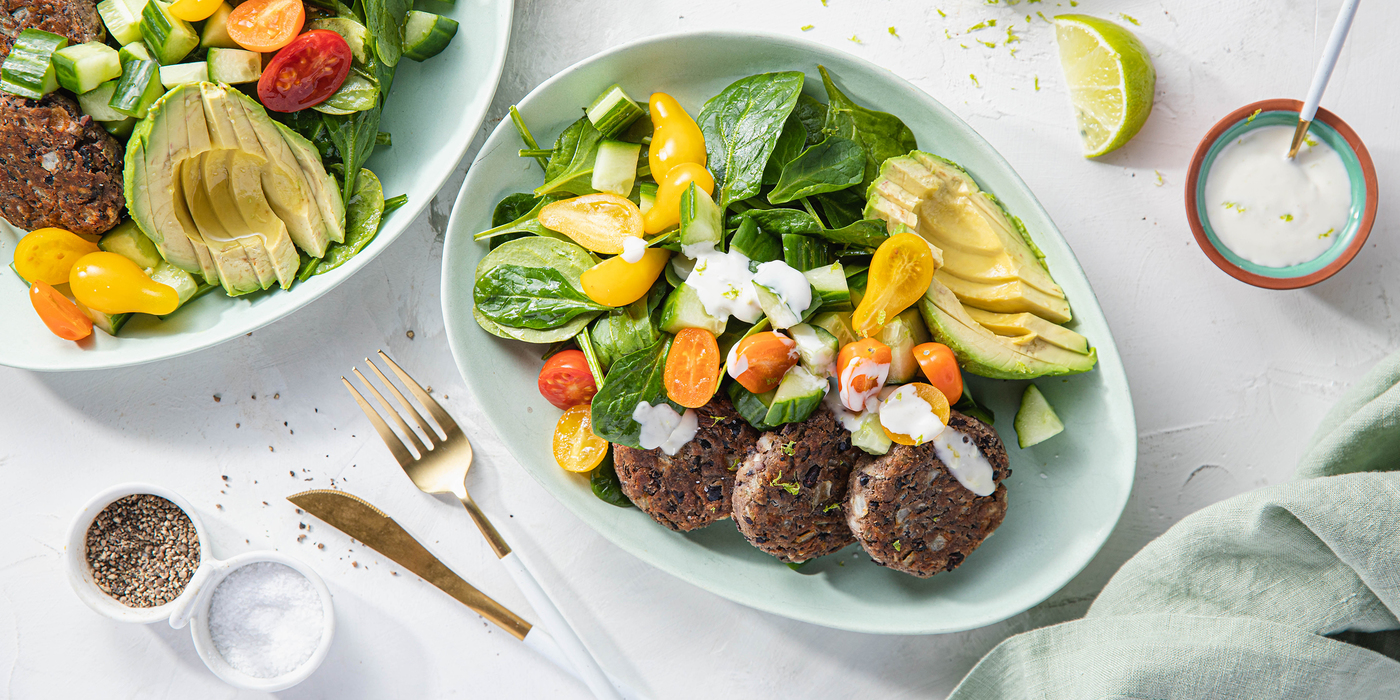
[538,349,597,409]
[553,405,609,473]
[642,162,714,235]
[580,248,669,307]
[665,328,721,408]
[647,93,707,181]
[29,281,92,341]
[13,227,100,285]
[538,194,644,254]
[227,0,305,52]
[168,0,223,21]
[912,342,963,404]
[836,338,892,411]
[728,331,799,395]
[852,232,937,338]
[880,383,950,446]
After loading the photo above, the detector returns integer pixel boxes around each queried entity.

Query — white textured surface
[2,0,1396,697]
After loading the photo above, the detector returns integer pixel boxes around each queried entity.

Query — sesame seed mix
[85,495,200,608]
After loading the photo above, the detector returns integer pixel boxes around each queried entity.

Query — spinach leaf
[815,188,865,228]
[745,209,888,250]
[363,0,410,67]
[590,298,659,372]
[590,450,634,508]
[819,65,917,189]
[821,219,890,249]
[536,116,604,197]
[767,136,864,204]
[475,265,609,329]
[306,168,384,277]
[782,234,831,272]
[493,193,541,226]
[473,237,603,343]
[761,112,807,186]
[793,93,828,147]
[322,105,384,210]
[729,215,782,263]
[696,71,805,208]
[382,193,407,215]
[476,194,565,244]
[274,110,340,163]
[590,338,675,448]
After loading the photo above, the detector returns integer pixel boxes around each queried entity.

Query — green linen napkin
[950,353,1400,698]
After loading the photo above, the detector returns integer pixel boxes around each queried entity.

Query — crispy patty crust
[0,92,124,235]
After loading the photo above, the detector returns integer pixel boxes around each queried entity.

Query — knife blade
[288,489,532,640]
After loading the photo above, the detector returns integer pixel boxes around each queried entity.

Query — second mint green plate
[441,31,1136,634]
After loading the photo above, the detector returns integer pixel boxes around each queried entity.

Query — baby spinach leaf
[591,338,676,448]
[761,112,807,186]
[475,265,609,329]
[473,237,603,343]
[475,194,569,246]
[819,65,917,189]
[696,71,805,208]
[363,0,410,67]
[767,136,864,204]
[309,168,385,276]
[537,116,604,197]
[493,193,541,226]
[590,298,660,372]
[815,188,866,228]
[821,219,890,249]
[729,215,782,263]
[781,234,831,272]
[590,450,634,508]
[322,105,384,210]
[745,209,888,250]
[793,93,828,147]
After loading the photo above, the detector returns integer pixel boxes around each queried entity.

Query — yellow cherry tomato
[643,162,715,235]
[169,0,223,21]
[13,227,100,285]
[537,194,643,254]
[553,405,609,473]
[580,248,670,307]
[852,232,937,338]
[647,93,707,181]
[881,383,950,446]
[69,252,179,315]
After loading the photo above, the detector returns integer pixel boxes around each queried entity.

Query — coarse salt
[209,562,323,679]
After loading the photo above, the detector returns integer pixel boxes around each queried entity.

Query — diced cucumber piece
[108,58,163,118]
[75,300,131,336]
[98,0,144,45]
[585,84,645,139]
[206,47,261,84]
[401,10,458,62]
[727,381,777,431]
[119,42,153,64]
[101,116,136,136]
[590,140,640,197]
[99,219,163,270]
[309,18,370,62]
[158,61,206,87]
[781,234,831,272]
[849,412,891,455]
[875,307,930,384]
[763,365,826,426]
[803,262,851,312]
[1015,384,1064,448]
[140,1,198,65]
[199,3,238,49]
[810,311,856,348]
[149,260,198,304]
[659,283,726,336]
[78,81,128,121]
[638,182,657,214]
[729,216,781,263]
[752,280,813,330]
[788,323,838,376]
[679,182,722,250]
[1,29,66,99]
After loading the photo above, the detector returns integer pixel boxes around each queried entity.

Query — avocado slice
[272,119,346,244]
[920,278,1095,379]
[138,86,212,278]
[229,150,299,288]
[964,307,1091,355]
[934,269,1072,323]
[203,149,279,290]
[182,151,261,295]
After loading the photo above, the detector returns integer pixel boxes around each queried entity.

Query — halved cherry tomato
[70,252,179,315]
[228,0,305,52]
[912,342,963,405]
[553,405,609,473]
[836,338,892,411]
[14,227,100,285]
[538,194,643,254]
[30,281,92,341]
[880,383,950,446]
[538,349,597,409]
[257,30,350,112]
[643,162,714,234]
[169,0,223,21]
[852,232,937,338]
[728,331,799,395]
[647,93,707,181]
[580,248,669,307]
[665,328,720,408]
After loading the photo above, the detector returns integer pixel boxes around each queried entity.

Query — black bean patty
[731,407,859,563]
[0,92,124,235]
[846,411,1010,578]
[0,0,105,59]
[614,396,759,532]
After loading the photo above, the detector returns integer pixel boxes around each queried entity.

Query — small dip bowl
[1185,98,1378,289]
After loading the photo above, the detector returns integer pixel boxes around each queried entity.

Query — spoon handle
[1302,0,1362,122]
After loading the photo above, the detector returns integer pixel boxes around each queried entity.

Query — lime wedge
[1053,14,1156,157]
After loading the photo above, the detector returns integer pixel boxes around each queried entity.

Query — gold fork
[344,351,621,700]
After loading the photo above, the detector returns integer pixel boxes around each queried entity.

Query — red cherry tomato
[538,349,597,410]
[257,30,352,112]
[30,281,92,341]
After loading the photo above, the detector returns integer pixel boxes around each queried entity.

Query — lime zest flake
[770,471,801,495]
[970,74,980,87]
[849,34,862,43]
[1305,136,1319,148]
[801,24,814,31]
[1280,214,1294,222]
[1319,228,1335,239]
[977,39,997,48]
[1154,170,1163,186]
[1119,13,1140,25]
[1034,75,1040,91]
[888,26,899,37]
[967,19,998,32]
[1246,109,1262,123]
[823,502,842,513]
[892,540,902,552]
[937,8,946,17]
[1222,201,1246,213]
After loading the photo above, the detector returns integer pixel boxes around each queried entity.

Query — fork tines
[343,351,459,465]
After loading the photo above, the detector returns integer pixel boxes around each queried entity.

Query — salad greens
[590,338,676,448]
[767,135,864,204]
[818,66,919,189]
[696,71,806,208]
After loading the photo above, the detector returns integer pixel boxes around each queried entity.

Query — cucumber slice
[590,140,640,197]
[158,61,206,87]
[1,29,67,99]
[99,219,162,270]
[54,42,122,94]
[206,47,261,84]
[586,83,644,139]
[198,3,238,50]
[78,81,128,121]
[727,381,777,431]
[875,307,930,384]
[310,17,370,63]
[781,234,831,272]
[849,412,891,455]
[729,216,781,263]
[119,42,153,64]
[638,182,657,214]
[401,11,458,62]
[140,0,198,65]
[803,262,851,312]
[679,182,722,250]
[659,282,726,336]
[75,300,131,336]
[810,311,856,348]
[752,281,803,330]
[98,0,144,45]
[763,365,826,426]
[108,58,163,118]
[149,260,198,304]
[101,116,137,136]
[1014,384,1064,448]
[788,323,838,376]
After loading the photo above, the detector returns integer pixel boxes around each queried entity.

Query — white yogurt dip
[632,401,698,455]
[621,236,647,263]
[877,385,945,446]
[1204,124,1351,267]
[930,427,996,496]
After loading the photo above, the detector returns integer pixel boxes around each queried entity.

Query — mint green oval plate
[0,0,512,372]
[442,31,1137,635]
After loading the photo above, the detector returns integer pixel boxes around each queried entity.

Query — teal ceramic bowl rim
[1185,99,1377,289]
